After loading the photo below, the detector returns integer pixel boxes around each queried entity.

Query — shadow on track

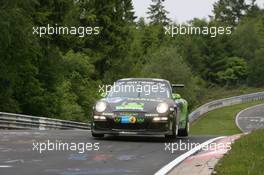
[91,134,191,143]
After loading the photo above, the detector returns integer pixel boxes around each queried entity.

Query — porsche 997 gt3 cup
[91,78,189,139]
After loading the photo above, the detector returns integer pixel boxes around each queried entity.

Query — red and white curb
[155,134,243,175]
[155,136,225,175]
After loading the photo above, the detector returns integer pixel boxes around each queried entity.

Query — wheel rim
[175,124,178,136]
[187,121,190,133]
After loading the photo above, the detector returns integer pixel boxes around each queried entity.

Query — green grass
[191,100,264,136]
[214,130,264,175]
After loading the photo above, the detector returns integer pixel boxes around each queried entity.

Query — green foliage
[0,0,263,121]
[77,0,136,83]
[140,47,202,108]
[57,80,84,121]
[147,0,171,25]
[248,48,264,86]
[213,0,250,26]
[215,129,264,175]
[0,0,41,113]
[231,18,261,60]
[59,50,98,121]
[216,57,248,86]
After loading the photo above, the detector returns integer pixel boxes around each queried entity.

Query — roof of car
[117,78,170,83]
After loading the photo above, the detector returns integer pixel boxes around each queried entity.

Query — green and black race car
[91,78,189,139]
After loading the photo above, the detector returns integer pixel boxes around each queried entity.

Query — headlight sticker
[114,117,121,123]
[137,118,145,124]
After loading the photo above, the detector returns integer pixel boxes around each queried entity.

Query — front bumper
[91,118,173,135]
[92,129,172,135]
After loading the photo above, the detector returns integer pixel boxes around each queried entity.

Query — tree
[231,10,264,60]
[121,0,137,23]
[216,57,248,86]
[246,0,261,18]
[0,0,44,114]
[30,0,79,117]
[213,0,250,26]
[77,0,136,82]
[147,0,171,26]
[141,46,202,108]
[248,48,264,86]
[58,50,98,121]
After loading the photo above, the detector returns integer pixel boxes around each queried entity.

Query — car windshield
[108,81,171,98]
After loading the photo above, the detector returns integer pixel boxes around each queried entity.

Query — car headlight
[95,101,107,113]
[156,102,169,114]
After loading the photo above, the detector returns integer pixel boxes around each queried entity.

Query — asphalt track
[0,130,214,175]
[236,104,264,132]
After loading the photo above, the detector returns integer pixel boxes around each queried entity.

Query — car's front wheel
[92,133,104,138]
[178,120,189,137]
[165,120,178,139]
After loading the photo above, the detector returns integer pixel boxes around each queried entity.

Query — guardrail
[1,91,263,130]
[189,91,264,123]
[0,112,90,130]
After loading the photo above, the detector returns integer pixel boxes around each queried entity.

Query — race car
[91,78,189,139]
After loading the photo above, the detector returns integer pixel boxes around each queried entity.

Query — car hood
[99,97,174,113]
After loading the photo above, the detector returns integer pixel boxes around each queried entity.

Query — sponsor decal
[137,118,144,124]
[102,112,114,116]
[116,102,144,110]
[127,98,163,102]
[120,116,130,124]
[145,113,159,117]
[114,117,121,123]
[129,116,137,124]
[107,97,125,103]
[114,116,145,124]
[119,112,138,116]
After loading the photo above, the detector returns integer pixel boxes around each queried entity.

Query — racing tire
[178,120,189,137]
[92,133,104,138]
[165,120,177,140]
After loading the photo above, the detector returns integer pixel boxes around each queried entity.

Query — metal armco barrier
[0,112,90,130]
[189,91,264,123]
[1,91,263,130]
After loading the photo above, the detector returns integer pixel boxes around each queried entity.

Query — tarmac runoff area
[236,104,264,133]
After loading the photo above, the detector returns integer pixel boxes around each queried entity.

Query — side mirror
[100,92,108,98]
[172,93,181,100]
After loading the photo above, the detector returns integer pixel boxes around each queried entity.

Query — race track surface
[0,131,214,175]
[236,104,264,132]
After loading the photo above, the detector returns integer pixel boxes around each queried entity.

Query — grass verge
[214,129,264,175]
[191,100,264,135]
[199,87,264,105]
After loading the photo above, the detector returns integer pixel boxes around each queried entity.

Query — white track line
[154,136,226,175]
[0,165,12,168]
[235,104,264,133]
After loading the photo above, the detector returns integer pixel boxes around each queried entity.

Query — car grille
[110,111,148,131]
[94,111,169,132]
